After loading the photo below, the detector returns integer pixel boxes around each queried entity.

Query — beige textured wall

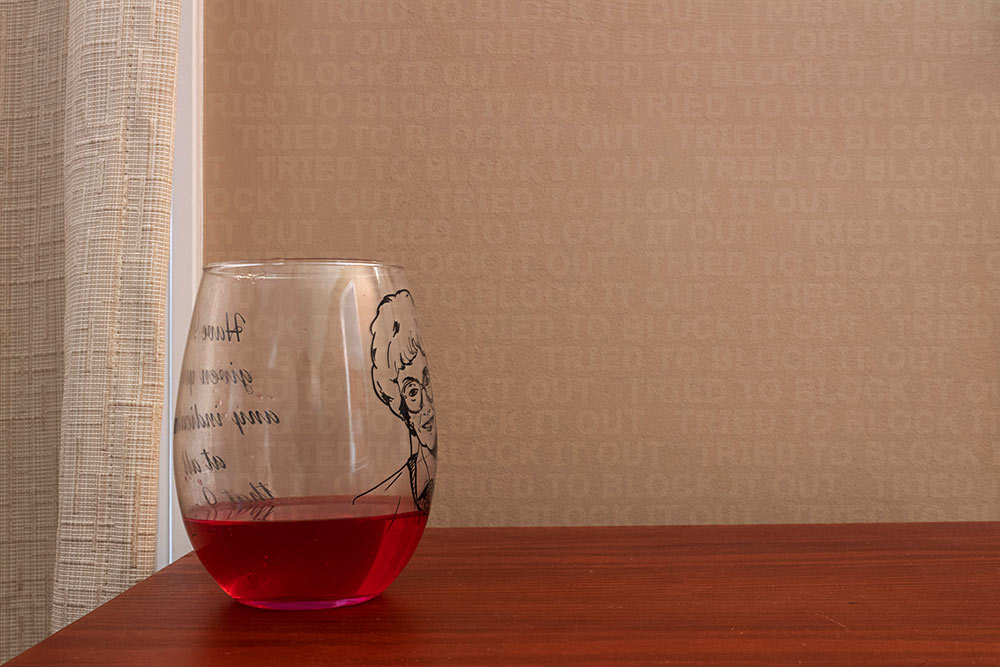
[204,0,1000,526]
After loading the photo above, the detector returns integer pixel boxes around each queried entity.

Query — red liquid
[184,496,428,609]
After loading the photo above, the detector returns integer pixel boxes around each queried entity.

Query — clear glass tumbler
[173,259,437,609]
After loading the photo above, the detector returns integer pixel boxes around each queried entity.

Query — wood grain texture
[9,523,1000,665]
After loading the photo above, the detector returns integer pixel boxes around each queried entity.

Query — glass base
[235,594,378,610]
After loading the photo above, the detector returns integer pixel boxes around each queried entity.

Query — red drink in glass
[184,495,428,609]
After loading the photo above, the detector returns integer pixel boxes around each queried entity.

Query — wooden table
[9,523,1000,665]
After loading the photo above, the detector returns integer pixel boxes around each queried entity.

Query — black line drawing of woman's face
[397,349,436,452]
[358,289,436,513]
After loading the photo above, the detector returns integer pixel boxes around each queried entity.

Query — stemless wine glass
[173,259,438,609]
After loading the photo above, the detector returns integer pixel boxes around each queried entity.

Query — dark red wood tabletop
[8,523,1000,665]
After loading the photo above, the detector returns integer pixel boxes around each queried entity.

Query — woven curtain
[0,0,181,659]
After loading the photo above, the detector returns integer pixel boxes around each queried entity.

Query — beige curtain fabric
[0,1,181,660]
[0,1,69,658]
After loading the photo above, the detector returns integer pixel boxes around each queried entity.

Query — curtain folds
[0,2,68,658]
[1,1,181,659]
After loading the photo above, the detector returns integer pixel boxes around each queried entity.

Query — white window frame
[157,0,202,568]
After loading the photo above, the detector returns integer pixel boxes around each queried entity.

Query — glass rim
[204,258,404,272]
